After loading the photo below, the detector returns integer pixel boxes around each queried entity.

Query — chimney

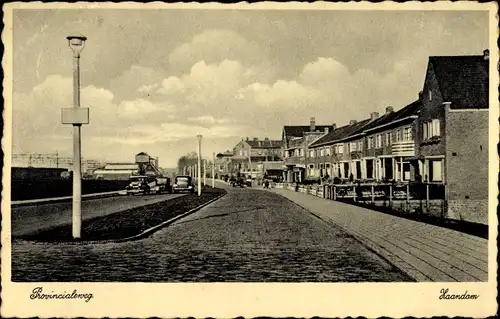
[246,137,249,141]
[324,127,329,133]
[332,123,337,130]
[253,137,258,141]
[483,49,490,60]
[386,106,394,114]
[310,117,316,132]
[349,120,357,125]
[370,112,379,120]
[418,91,424,100]
[264,137,269,141]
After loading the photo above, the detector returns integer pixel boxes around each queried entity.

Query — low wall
[447,199,489,225]
[11,179,131,201]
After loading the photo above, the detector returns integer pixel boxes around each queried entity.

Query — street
[12,186,411,282]
[11,193,185,237]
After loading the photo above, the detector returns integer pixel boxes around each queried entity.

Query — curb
[13,191,227,246]
[111,191,227,243]
[270,189,422,282]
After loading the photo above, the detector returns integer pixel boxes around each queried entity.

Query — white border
[2,2,498,318]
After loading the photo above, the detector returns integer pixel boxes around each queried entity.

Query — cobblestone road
[11,187,411,282]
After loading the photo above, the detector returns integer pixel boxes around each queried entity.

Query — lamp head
[66,33,87,57]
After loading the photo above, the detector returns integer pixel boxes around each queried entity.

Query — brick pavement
[269,187,488,282]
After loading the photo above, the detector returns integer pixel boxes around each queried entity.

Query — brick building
[231,137,283,178]
[282,118,334,182]
[214,150,233,177]
[416,51,489,224]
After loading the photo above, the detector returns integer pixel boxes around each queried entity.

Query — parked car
[245,177,252,187]
[125,175,155,196]
[231,178,245,187]
[172,175,195,194]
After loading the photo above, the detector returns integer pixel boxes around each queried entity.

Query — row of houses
[281,51,490,225]
[215,50,490,225]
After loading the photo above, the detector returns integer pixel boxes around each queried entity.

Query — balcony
[284,156,305,167]
[392,140,416,156]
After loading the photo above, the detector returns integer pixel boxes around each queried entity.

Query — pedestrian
[265,180,270,189]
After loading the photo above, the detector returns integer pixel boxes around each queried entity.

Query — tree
[177,152,200,175]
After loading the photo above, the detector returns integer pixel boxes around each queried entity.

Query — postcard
[1,1,498,318]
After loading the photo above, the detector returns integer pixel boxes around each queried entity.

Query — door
[356,161,362,179]
[385,158,393,180]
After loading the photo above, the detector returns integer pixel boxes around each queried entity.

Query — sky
[11,8,489,167]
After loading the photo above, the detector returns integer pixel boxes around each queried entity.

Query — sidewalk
[270,188,488,282]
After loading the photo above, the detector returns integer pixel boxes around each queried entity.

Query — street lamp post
[212,152,215,187]
[203,159,206,186]
[62,33,88,240]
[197,135,202,196]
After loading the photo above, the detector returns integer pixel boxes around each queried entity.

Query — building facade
[416,51,489,224]
[230,137,283,178]
[282,117,334,182]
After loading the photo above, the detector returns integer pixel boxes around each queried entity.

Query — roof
[310,119,371,147]
[103,163,139,170]
[245,140,282,148]
[362,100,422,133]
[429,55,489,109]
[283,125,334,138]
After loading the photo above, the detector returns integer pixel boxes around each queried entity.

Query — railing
[283,156,305,166]
[274,181,446,217]
[392,140,416,156]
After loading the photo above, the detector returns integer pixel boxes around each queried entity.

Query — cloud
[157,76,184,95]
[109,65,164,101]
[187,115,230,125]
[117,98,176,117]
[168,29,267,73]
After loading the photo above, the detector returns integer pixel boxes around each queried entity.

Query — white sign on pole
[61,107,90,125]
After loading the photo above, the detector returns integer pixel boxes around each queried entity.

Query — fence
[274,182,446,218]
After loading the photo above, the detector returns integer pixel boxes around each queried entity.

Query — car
[125,175,154,196]
[231,178,245,187]
[172,175,195,194]
[245,178,252,187]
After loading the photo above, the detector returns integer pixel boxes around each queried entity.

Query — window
[337,144,344,154]
[368,137,374,149]
[350,142,357,152]
[404,127,412,141]
[326,147,331,156]
[308,164,314,177]
[432,119,440,137]
[428,90,432,101]
[423,120,441,140]
[431,160,442,182]
[385,132,391,145]
[375,134,382,148]
[300,149,304,157]
[358,140,363,151]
